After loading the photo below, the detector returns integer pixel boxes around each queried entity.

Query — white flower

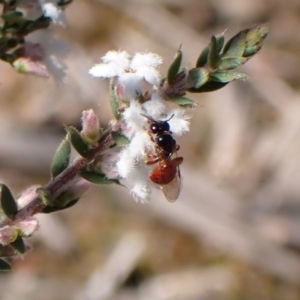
[89,49,192,203]
[167,109,191,136]
[128,165,153,203]
[89,51,130,78]
[142,94,167,120]
[130,53,163,69]
[129,131,155,161]
[102,51,131,67]
[118,72,142,100]
[122,100,147,136]
[89,51,162,100]
[42,2,66,26]
[136,67,160,86]
[116,148,135,179]
[131,180,151,204]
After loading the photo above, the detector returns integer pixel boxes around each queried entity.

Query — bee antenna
[166,114,175,122]
[141,113,155,122]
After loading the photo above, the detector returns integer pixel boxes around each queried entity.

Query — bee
[142,114,183,202]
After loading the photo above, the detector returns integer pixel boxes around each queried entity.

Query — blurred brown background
[1,0,300,299]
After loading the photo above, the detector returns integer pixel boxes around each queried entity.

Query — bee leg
[145,154,159,165]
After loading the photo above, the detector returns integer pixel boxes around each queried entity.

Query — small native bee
[142,114,183,202]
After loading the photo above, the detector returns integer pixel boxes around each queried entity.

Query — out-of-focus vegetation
[1,0,300,299]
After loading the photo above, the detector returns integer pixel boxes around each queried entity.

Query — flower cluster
[89,51,191,203]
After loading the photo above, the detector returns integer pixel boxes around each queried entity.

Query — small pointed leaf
[80,169,118,184]
[167,48,182,85]
[0,259,11,271]
[10,237,25,254]
[0,184,18,219]
[222,29,247,58]
[215,33,225,54]
[196,44,210,67]
[66,126,90,158]
[51,138,71,178]
[210,72,248,83]
[219,57,248,70]
[168,96,197,108]
[111,131,130,147]
[1,11,23,21]
[110,79,122,120]
[188,68,209,89]
[188,81,228,93]
[208,36,221,70]
[243,24,268,57]
[196,33,224,68]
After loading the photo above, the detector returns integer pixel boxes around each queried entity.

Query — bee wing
[162,166,182,202]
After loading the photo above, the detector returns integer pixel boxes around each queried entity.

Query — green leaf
[215,33,225,54]
[0,184,17,219]
[196,44,210,67]
[0,259,11,271]
[80,169,118,184]
[208,36,221,70]
[210,72,248,83]
[66,126,90,158]
[110,79,122,120]
[222,29,247,58]
[1,11,23,21]
[167,48,182,85]
[243,24,269,57]
[42,199,79,214]
[168,96,197,108]
[10,237,25,254]
[196,33,224,68]
[51,138,71,178]
[188,81,228,93]
[111,132,130,147]
[188,68,209,89]
[219,57,248,70]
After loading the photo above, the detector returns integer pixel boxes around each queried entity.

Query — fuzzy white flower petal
[123,100,147,133]
[131,53,163,69]
[131,182,151,203]
[42,3,66,26]
[136,67,161,86]
[168,109,191,136]
[129,131,155,161]
[142,94,167,119]
[128,166,152,203]
[101,51,130,69]
[118,73,142,100]
[89,63,121,78]
[117,148,135,179]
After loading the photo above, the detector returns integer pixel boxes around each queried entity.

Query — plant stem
[0,127,114,227]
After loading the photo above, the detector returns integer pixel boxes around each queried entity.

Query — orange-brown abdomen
[150,157,183,185]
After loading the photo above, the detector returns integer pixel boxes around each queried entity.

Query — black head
[150,120,170,134]
[141,113,174,135]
